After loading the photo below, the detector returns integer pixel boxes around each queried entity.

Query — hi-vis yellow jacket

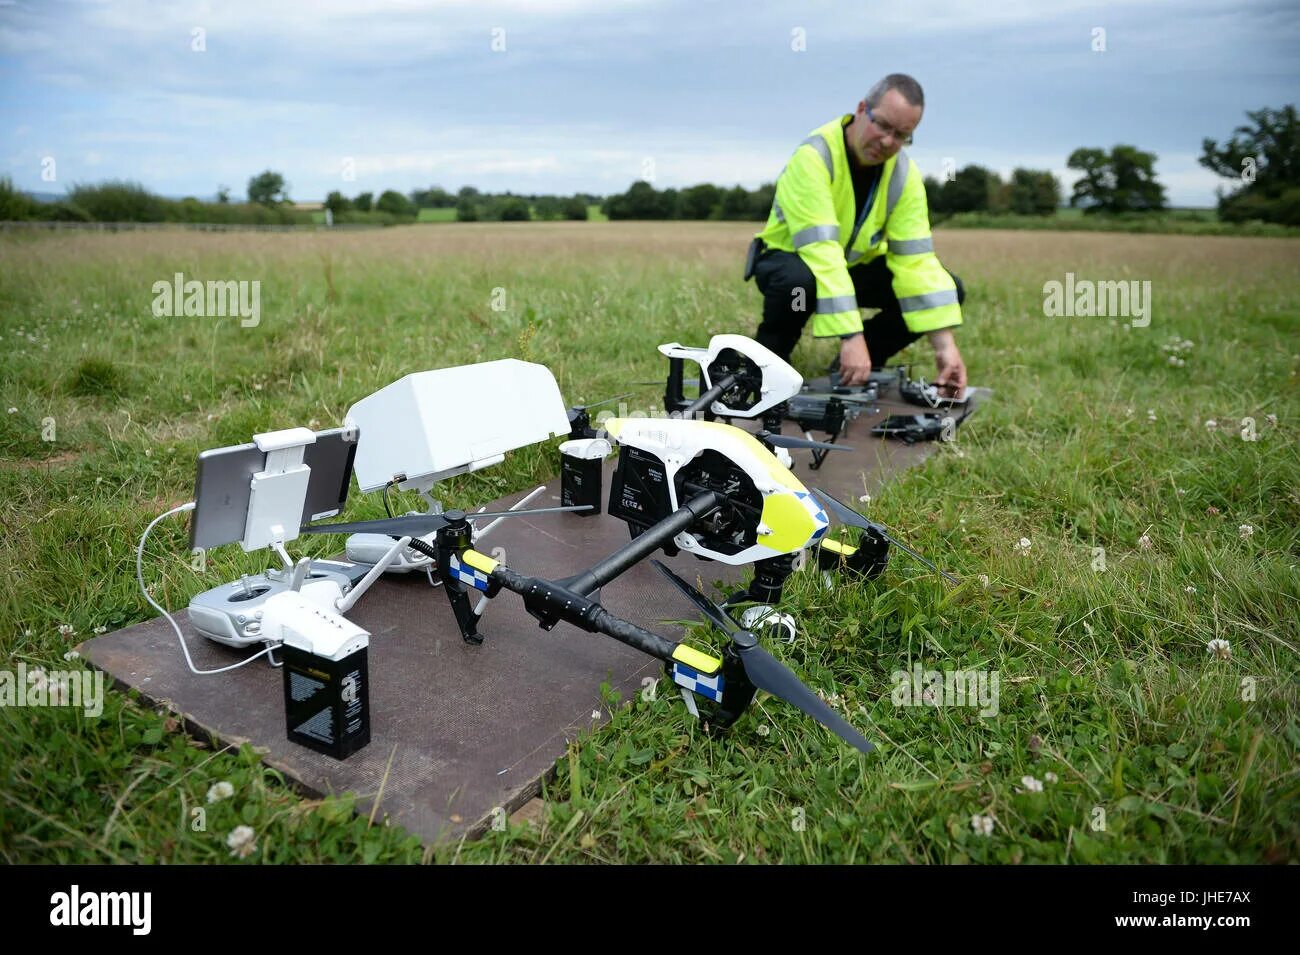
[756,115,962,338]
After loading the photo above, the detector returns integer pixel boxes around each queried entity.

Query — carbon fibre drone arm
[451,546,745,719]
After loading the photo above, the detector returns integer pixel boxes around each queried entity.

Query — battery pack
[281,643,370,759]
[559,438,609,517]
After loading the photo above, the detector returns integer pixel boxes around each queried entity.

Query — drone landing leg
[445,583,484,645]
[723,553,795,608]
[679,688,700,719]
[428,516,486,644]
[808,429,842,471]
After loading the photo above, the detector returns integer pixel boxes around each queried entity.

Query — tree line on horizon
[1,105,1293,226]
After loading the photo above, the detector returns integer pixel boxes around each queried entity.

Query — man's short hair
[865,74,924,109]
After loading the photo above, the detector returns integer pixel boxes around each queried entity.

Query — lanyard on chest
[845,167,882,251]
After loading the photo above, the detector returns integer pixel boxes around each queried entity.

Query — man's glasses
[865,104,914,147]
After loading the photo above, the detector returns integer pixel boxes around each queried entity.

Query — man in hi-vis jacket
[745,74,968,394]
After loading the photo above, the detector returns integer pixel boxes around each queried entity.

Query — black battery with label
[282,642,370,759]
[559,438,610,518]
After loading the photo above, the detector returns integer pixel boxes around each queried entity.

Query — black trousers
[752,249,965,365]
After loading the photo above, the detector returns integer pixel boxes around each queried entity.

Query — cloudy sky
[1,0,1295,206]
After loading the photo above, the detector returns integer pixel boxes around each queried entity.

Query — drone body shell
[657,334,803,419]
[603,417,829,565]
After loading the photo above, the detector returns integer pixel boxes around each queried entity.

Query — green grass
[939,208,1299,237]
[0,224,1296,863]
[416,207,458,223]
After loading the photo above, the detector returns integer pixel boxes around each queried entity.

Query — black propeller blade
[735,640,874,754]
[300,504,593,538]
[652,561,744,637]
[651,560,874,754]
[755,430,851,453]
[810,488,959,585]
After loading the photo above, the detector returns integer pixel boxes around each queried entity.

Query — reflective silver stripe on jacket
[792,224,839,248]
[773,198,785,222]
[800,135,834,181]
[889,236,933,255]
[815,295,858,314]
[886,149,910,218]
[899,288,959,312]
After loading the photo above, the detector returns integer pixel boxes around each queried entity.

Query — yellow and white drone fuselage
[602,417,829,565]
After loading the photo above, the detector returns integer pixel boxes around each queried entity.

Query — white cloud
[2,0,1292,203]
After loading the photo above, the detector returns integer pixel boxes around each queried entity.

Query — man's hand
[838,333,872,386]
[929,329,967,397]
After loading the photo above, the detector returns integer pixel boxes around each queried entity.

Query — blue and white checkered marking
[796,490,830,542]
[448,553,491,592]
[672,663,724,703]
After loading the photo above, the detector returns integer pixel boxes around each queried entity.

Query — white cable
[136,502,278,675]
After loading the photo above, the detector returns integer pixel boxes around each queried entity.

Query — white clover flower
[1167,355,1184,367]
[1239,524,1254,539]
[57,624,75,637]
[207,781,235,804]
[970,813,995,837]
[1044,772,1059,784]
[1265,414,1278,427]
[857,493,871,504]
[1176,488,1186,496]
[1185,585,1198,594]
[1020,775,1044,793]
[92,625,107,635]
[1206,638,1231,661]
[63,650,80,661]
[755,724,770,738]
[1138,534,1152,550]
[6,407,16,414]
[226,825,257,859]
[1205,419,1217,431]
[1015,537,1031,555]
